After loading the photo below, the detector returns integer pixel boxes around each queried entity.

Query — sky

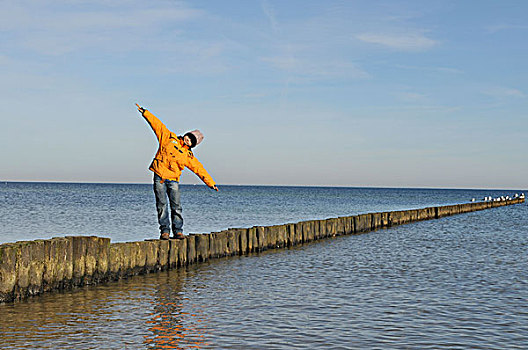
[1,0,527,189]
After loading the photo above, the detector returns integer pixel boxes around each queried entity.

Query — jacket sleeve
[141,110,171,141]
[186,155,216,188]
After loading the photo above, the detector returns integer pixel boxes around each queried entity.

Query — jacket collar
[176,135,190,150]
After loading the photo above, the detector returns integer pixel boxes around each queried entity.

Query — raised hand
[135,103,145,114]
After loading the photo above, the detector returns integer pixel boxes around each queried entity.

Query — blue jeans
[153,173,183,235]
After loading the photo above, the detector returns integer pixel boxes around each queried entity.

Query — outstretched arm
[187,155,219,191]
[136,103,170,141]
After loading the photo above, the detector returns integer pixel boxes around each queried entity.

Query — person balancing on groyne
[136,103,219,240]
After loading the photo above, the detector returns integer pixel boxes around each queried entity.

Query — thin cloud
[261,55,298,70]
[483,87,525,98]
[261,0,279,34]
[243,92,268,99]
[158,41,233,75]
[261,56,370,81]
[2,1,203,55]
[396,92,429,103]
[2,1,202,30]
[395,64,463,74]
[356,32,437,51]
[487,24,528,33]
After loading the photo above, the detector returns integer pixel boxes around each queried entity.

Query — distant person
[136,103,218,240]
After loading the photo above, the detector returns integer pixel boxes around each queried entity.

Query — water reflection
[144,271,210,349]
[0,267,213,350]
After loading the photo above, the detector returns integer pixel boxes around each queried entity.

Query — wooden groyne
[0,197,524,303]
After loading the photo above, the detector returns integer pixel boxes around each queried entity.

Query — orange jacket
[141,109,216,187]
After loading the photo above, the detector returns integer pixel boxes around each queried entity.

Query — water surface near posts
[0,198,524,303]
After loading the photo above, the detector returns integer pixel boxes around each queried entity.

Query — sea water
[0,182,522,243]
[0,183,527,349]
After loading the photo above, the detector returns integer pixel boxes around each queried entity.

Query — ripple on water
[1,203,527,349]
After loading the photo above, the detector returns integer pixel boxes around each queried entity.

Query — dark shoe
[160,232,170,240]
[173,232,185,239]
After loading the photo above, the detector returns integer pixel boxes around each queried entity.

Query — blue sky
[1,0,527,188]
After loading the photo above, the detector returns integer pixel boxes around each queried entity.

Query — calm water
[1,183,527,349]
[0,182,524,243]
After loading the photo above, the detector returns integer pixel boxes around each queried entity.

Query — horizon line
[1,180,525,191]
